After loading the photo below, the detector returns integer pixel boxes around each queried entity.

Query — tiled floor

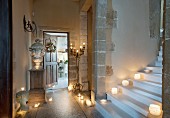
[25,88,103,118]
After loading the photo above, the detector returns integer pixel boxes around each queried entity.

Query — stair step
[155,61,162,67]
[158,51,162,56]
[145,67,162,74]
[96,100,132,118]
[118,85,162,104]
[107,93,147,117]
[137,72,162,83]
[132,79,162,95]
[157,56,163,61]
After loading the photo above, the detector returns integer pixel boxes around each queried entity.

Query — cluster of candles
[70,43,85,57]
[77,93,93,107]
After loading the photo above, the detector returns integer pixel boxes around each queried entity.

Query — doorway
[43,32,69,90]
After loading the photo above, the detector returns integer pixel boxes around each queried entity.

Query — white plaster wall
[106,0,160,89]
[33,0,80,47]
[12,0,33,116]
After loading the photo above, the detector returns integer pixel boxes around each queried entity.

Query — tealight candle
[49,97,53,102]
[100,99,107,104]
[21,87,25,91]
[68,85,73,91]
[111,88,118,94]
[86,99,92,107]
[78,93,81,97]
[144,69,151,73]
[81,96,84,100]
[149,104,161,116]
[34,103,40,108]
[134,74,141,80]
[122,80,129,86]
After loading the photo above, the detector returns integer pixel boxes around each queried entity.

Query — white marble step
[157,56,163,61]
[158,51,162,56]
[118,85,162,104]
[155,61,162,67]
[137,72,162,83]
[145,66,162,74]
[95,100,132,118]
[160,46,162,51]
[107,93,147,117]
[132,79,162,96]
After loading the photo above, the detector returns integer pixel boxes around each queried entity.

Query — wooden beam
[80,0,92,11]
[0,0,13,117]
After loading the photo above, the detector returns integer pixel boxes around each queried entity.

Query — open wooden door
[43,32,58,86]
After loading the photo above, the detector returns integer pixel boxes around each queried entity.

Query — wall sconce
[23,15,37,35]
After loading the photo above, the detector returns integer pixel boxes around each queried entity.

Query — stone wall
[92,0,107,99]
[79,12,88,91]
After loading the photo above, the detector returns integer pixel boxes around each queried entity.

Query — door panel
[43,34,58,86]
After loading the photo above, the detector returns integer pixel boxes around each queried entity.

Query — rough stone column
[163,0,170,117]
[79,12,88,91]
[92,0,107,99]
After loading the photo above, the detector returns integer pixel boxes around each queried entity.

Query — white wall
[33,0,80,48]
[106,0,160,89]
[12,0,33,116]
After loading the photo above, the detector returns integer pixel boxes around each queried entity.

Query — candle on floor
[80,96,84,100]
[100,99,107,104]
[68,85,73,91]
[134,73,141,80]
[34,103,40,108]
[149,104,161,116]
[78,93,81,97]
[49,97,53,102]
[111,88,118,94]
[122,80,129,86]
[86,99,92,107]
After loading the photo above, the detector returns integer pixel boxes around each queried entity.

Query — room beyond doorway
[43,32,69,90]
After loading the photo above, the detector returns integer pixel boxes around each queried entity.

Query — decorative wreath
[45,42,56,52]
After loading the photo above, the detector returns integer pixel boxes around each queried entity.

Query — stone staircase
[95,46,163,118]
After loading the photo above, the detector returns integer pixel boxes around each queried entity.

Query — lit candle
[100,99,107,104]
[78,93,81,97]
[34,103,40,108]
[134,74,141,80]
[68,85,73,91]
[86,99,92,107]
[81,96,84,100]
[21,87,25,91]
[80,46,82,49]
[144,69,151,73]
[70,43,72,46]
[149,104,161,116]
[111,88,118,94]
[49,97,53,102]
[122,80,129,86]
[83,43,85,48]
